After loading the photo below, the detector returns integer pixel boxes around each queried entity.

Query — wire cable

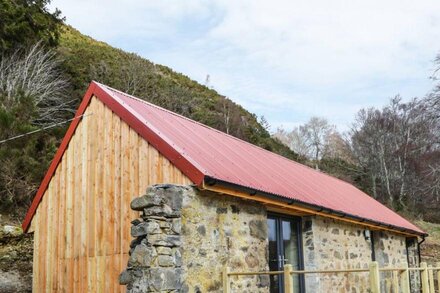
[0,113,93,145]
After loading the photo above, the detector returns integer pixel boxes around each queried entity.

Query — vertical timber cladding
[30,96,192,292]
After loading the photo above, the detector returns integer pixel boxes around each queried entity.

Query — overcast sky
[50,0,440,131]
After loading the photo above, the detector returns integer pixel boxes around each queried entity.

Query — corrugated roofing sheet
[97,83,424,235]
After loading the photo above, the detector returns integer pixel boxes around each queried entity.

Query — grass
[415,220,440,264]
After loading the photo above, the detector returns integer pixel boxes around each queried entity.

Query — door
[268,214,304,293]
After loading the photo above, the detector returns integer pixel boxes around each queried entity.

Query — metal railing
[222,261,440,293]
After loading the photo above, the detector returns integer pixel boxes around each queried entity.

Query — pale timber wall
[30,96,192,292]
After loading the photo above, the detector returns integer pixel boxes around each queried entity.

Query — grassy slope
[415,220,440,264]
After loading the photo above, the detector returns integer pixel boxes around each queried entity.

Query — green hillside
[58,26,299,161]
[0,24,300,216]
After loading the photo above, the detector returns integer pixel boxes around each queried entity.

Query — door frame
[267,212,306,293]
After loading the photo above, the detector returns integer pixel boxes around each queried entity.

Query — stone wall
[120,184,269,292]
[181,189,269,293]
[373,230,408,292]
[120,184,419,293]
[406,238,421,292]
[119,184,185,292]
[302,216,373,292]
[302,216,417,293]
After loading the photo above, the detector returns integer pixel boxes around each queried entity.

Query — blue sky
[50,0,440,131]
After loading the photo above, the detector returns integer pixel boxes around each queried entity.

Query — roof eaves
[202,176,427,237]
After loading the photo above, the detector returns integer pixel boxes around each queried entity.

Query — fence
[222,261,440,293]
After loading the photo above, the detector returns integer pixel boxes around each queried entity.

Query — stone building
[23,82,425,292]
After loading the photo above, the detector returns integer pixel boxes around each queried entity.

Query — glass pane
[282,220,300,292]
[267,218,280,293]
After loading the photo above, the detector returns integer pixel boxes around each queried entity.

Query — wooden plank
[369,261,380,293]
[73,108,82,292]
[46,180,53,291]
[428,265,434,293]
[87,98,98,293]
[120,119,130,284]
[98,255,105,293]
[87,256,95,293]
[57,159,66,292]
[284,264,294,293]
[420,262,429,293]
[96,98,105,293]
[65,135,74,291]
[30,96,195,292]
[52,172,60,292]
[400,263,410,293]
[41,204,47,291]
[39,187,49,291]
[52,167,59,291]
[156,154,163,183]
[32,212,40,292]
[138,138,148,195]
[162,155,171,183]
[122,127,137,262]
[113,114,123,293]
[109,109,118,293]
[80,106,89,292]
[392,271,399,293]
[437,262,440,293]
[147,143,157,185]
[104,101,113,293]
[129,128,139,222]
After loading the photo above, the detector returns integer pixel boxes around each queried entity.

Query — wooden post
[392,270,399,293]
[400,263,410,293]
[369,261,380,293]
[436,262,440,292]
[222,266,230,293]
[284,264,294,293]
[421,262,430,293]
[428,265,435,293]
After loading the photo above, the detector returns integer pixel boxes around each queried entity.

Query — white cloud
[50,0,440,130]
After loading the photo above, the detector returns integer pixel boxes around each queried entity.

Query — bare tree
[0,42,72,125]
[350,96,436,209]
[322,131,353,163]
[273,126,311,158]
[120,55,154,96]
[273,117,336,168]
[303,117,335,166]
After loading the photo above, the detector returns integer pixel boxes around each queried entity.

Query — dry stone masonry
[120,184,269,292]
[180,188,269,292]
[119,184,184,292]
[302,216,419,293]
[120,184,420,292]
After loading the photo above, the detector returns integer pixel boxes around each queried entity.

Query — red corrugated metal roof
[23,82,425,235]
